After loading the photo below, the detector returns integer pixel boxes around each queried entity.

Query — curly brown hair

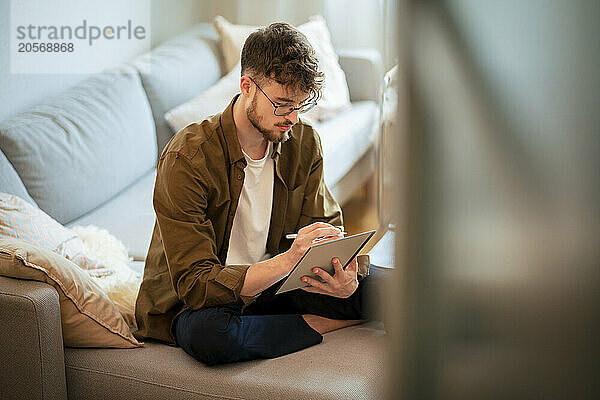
[241,22,323,102]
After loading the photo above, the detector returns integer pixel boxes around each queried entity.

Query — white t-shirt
[225,143,274,266]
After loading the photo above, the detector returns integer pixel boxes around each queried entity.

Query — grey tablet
[275,230,376,295]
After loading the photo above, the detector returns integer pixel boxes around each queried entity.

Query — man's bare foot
[302,314,365,334]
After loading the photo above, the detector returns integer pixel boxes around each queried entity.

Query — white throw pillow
[212,15,351,121]
[165,63,241,133]
[298,16,352,120]
[0,192,114,278]
[73,225,141,332]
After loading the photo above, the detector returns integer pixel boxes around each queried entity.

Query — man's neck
[232,96,269,160]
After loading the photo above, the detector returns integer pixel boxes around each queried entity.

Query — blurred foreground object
[389,0,600,399]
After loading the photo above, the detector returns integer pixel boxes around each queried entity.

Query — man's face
[246,78,310,143]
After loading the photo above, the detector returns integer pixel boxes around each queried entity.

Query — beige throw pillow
[212,15,351,121]
[0,237,142,348]
[213,16,257,73]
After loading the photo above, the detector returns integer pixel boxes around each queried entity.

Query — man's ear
[240,76,253,96]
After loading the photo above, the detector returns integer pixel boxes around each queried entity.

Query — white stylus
[285,226,346,240]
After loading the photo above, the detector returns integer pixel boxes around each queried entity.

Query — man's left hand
[301,257,359,298]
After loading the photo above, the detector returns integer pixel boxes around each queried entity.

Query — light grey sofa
[0,23,386,400]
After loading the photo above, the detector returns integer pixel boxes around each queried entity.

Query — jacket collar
[220,94,282,165]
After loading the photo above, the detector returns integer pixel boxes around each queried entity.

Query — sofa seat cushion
[313,101,378,189]
[67,168,157,261]
[64,323,387,400]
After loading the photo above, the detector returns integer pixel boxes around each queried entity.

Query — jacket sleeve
[297,131,370,280]
[153,152,252,309]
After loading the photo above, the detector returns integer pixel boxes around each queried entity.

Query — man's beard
[247,95,292,143]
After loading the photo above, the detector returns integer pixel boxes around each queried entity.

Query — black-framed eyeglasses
[248,76,317,116]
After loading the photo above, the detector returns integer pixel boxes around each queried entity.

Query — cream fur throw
[72,225,142,332]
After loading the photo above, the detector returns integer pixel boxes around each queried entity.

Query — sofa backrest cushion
[0,150,36,206]
[131,23,223,154]
[0,65,157,224]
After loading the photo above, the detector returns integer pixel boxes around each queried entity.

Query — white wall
[150,0,206,46]
[193,0,397,70]
[0,0,397,122]
[0,0,205,121]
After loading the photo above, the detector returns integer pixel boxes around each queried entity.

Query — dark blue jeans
[173,265,387,366]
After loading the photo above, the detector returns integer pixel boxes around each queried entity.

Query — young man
[134,22,382,366]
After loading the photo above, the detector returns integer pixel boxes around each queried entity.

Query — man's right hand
[241,223,343,297]
[285,222,344,267]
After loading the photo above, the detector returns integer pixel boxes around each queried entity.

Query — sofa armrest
[338,48,383,103]
[0,276,67,400]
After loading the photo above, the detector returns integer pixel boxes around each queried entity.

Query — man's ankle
[302,314,364,334]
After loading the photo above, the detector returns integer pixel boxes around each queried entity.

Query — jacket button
[237,175,242,180]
